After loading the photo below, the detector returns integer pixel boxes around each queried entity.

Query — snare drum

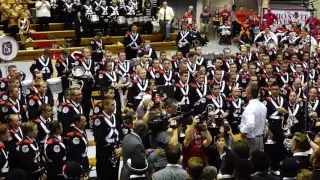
[90,14,99,23]
[151,21,160,33]
[117,16,126,25]
[46,78,63,94]
[21,80,33,94]
[127,17,134,25]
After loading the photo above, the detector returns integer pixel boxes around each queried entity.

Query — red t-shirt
[263,13,278,25]
[220,10,231,23]
[236,11,247,23]
[182,128,206,168]
[242,22,251,31]
[183,13,194,27]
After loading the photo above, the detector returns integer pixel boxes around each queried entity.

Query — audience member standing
[200,6,211,34]
[158,1,174,42]
[263,8,278,26]
[35,0,51,31]
[239,84,267,152]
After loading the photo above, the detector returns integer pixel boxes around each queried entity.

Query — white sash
[196,56,204,66]
[134,80,148,99]
[309,69,315,80]
[118,61,130,76]
[95,39,103,50]
[38,95,49,106]
[101,6,108,15]
[163,70,172,85]
[293,87,302,98]
[280,72,289,84]
[38,56,50,74]
[103,113,119,143]
[290,64,296,73]
[308,100,319,112]
[148,48,153,58]
[106,71,117,85]
[269,97,284,120]
[195,84,207,104]
[232,98,242,117]
[12,128,23,141]
[178,82,190,105]
[187,61,196,73]
[0,148,8,173]
[288,104,300,124]
[9,98,20,113]
[179,31,189,44]
[66,3,73,12]
[81,59,92,76]
[128,34,139,47]
[59,55,69,71]
[212,96,224,118]
[178,72,190,84]
[72,104,83,115]
[110,6,119,16]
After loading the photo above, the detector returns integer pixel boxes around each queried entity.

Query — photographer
[182,116,212,168]
[149,98,180,171]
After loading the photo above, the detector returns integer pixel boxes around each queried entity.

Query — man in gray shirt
[152,145,187,180]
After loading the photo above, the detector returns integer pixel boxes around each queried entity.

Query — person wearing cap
[152,144,187,180]
[127,153,149,180]
[63,161,83,180]
[251,151,279,180]
[176,22,192,58]
[262,8,278,26]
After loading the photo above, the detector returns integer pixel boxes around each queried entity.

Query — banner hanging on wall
[262,8,310,26]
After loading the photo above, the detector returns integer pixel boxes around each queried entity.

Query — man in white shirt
[158,1,174,41]
[35,0,51,31]
[239,84,267,152]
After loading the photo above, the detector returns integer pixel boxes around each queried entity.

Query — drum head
[72,66,85,77]
[0,36,19,61]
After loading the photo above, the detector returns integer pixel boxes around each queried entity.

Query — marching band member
[139,40,157,60]
[275,61,290,90]
[27,80,53,120]
[55,49,72,77]
[63,0,75,29]
[65,115,89,176]
[44,121,66,180]
[15,122,45,180]
[206,83,228,133]
[208,58,226,81]
[8,114,23,151]
[90,32,104,63]
[115,52,133,85]
[33,104,52,153]
[0,124,10,179]
[136,52,150,69]
[160,58,174,85]
[226,86,244,134]
[0,87,27,122]
[127,68,148,110]
[305,88,320,131]
[147,59,165,85]
[125,0,136,17]
[263,82,288,176]
[190,72,210,114]
[93,86,117,116]
[92,98,123,180]
[236,46,251,69]
[213,69,229,98]
[290,63,306,85]
[290,78,305,100]
[195,46,206,67]
[174,60,194,84]
[30,49,53,81]
[304,59,318,84]
[186,51,198,75]
[7,65,26,82]
[118,0,126,15]
[260,75,276,101]
[259,63,274,87]
[124,24,142,60]
[58,88,83,136]
[98,0,108,34]
[171,51,183,72]
[174,71,191,112]
[286,91,304,135]
[108,0,119,36]
[71,47,94,124]
[176,22,192,57]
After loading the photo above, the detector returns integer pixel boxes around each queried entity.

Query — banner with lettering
[262,8,310,26]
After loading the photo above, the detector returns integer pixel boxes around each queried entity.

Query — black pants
[265,119,287,171]
[125,46,138,60]
[38,17,50,31]
[64,13,74,29]
[96,146,119,180]
[80,78,93,126]
[109,20,120,36]
[9,25,19,40]
[75,30,83,46]
[2,20,9,33]
[178,45,190,58]
[232,21,240,38]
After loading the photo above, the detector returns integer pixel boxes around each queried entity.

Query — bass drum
[117,16,126,25]
[151,21,160,33]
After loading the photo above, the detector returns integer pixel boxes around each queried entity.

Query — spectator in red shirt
[263,8,278,26]
[182,116,212,168]
[183,8,194,29]
[260,19,268,31]
[220,5,231,25]
[305,15,320,30]
[236,6,247,25]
